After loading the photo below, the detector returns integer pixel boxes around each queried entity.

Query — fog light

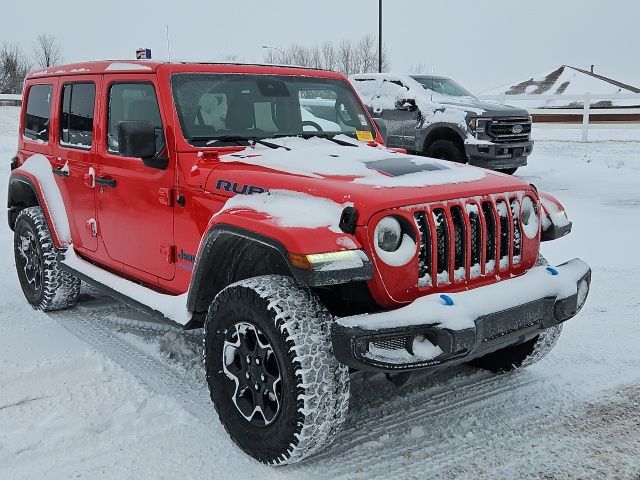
[577,279,589,310]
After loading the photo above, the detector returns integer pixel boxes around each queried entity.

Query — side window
[23,84,53,143]
[60,83,96,149]
[107,83,165,155]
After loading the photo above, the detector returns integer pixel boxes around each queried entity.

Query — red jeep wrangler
[8,61,590,465]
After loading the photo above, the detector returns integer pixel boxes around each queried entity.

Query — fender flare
[7,171,67,248]
[419,122,468,153]
[186,223,373,314]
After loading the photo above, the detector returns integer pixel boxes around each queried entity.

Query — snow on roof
[482,65,640,108]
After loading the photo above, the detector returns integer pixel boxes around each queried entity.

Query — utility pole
[378,0,383,73]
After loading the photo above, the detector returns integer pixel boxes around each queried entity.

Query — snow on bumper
[332,258,591,371]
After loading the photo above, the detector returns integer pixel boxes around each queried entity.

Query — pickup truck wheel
[13,206,80,311]
[425,139,466,163]
[204,275,350,465]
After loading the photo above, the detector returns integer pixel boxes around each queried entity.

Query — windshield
[171,73,375,145]
[411,76,476,98]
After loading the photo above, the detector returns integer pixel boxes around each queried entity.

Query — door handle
[95,177,117,188]
[52,167,69,177]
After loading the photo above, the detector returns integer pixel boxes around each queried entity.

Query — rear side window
[107,83,165,155]
[60,83,96,149]
[23,84,53,143]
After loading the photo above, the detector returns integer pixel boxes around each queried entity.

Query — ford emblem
[512,124,524,134]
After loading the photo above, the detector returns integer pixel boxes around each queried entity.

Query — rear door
[53,78,100,252]
[95,76,175,281]
[375,80,413,148]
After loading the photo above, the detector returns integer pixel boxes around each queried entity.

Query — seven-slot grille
[413,195,524,287]
[486,117,531,142]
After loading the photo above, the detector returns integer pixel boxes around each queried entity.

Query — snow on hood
[219,136,486,188]
[218,189,350,232]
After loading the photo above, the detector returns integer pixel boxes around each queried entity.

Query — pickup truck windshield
[411,76,476,98]
[171,73,375,145]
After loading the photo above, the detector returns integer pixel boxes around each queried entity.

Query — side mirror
[117,121,168,170]
[373,118,388,144]
[395,98,417,112]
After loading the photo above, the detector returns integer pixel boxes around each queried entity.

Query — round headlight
[375,216,402,252]
[521,196,539,239]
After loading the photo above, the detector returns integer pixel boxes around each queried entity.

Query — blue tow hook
[440,294,454,306]
[546,266,559,276]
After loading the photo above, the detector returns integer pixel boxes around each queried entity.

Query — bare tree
[409,63,429,74]
[32,34,63,68]
[0,43,30,94]
[262,36,390,76]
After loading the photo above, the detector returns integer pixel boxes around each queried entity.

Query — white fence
[477,93,640,142]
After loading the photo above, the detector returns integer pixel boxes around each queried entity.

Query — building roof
[482,65,640,108]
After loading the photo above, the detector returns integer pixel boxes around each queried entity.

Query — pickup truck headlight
[468,117,478,132]
[521,196,540,238]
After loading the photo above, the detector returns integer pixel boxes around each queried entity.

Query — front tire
[425,139,466,163]
[13,206,80,311]
[497,167,518,175]
[204,275,349,465]
[470,253,561,373]
[469,325,563,374]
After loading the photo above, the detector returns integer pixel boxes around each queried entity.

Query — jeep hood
[204,136,535,225]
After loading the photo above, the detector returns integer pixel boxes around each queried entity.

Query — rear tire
[204,275,349,465]
[13,206,80,311]
[425,139,466,163]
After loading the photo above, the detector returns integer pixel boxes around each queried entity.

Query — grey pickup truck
[350,73,533,174]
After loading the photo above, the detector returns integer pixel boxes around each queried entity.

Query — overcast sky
[2,0,639,92]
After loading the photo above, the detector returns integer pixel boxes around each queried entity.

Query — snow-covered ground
[1,105,639,478]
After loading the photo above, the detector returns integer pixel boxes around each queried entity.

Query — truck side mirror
[373,118,388,144]
[395,98,417,112]
[117,121,168,170]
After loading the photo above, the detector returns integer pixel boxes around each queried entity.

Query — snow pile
[17,154,72,244]
[219,189,349,232]
[220,136,486,188]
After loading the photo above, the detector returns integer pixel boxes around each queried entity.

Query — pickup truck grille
[486,117,531,142]
[413,195,524,287]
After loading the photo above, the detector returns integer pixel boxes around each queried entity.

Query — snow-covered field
[1,105,639,479]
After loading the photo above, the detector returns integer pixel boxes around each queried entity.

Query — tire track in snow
[49,294,216,427]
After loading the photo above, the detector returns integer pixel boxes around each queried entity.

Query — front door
[95,77,175,281]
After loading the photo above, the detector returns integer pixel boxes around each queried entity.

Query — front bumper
[465,140,534,170]
[331,258,591,373]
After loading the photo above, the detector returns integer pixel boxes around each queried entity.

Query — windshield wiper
[203,135,291,151]
[282,132,358,147]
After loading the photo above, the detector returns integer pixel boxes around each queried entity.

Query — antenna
[165,25,172,62]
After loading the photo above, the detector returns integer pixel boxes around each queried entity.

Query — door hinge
[86,218,98,237]
[159,188,173,206]
[160,244,175,264]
